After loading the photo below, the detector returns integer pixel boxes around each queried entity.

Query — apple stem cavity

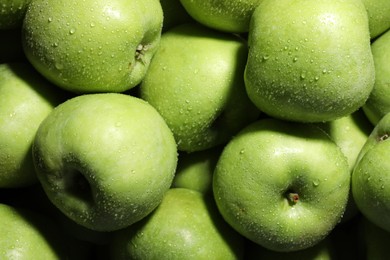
[135,43,149,64]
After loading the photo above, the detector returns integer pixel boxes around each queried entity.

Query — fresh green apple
[361,0,390,39]
[140,23,260,152]
[110,188,245,259]
[363,29,390,125]
[22,0,163,93]
[245,0,375,122]
[352,112,390,233]
[0,62,65,188]
[179,0,264,33]
[32,93,178,232]
[359,217,390,260]
[0,203,72,259]
[171,146,222,195]
[0,0,31,29]
[213,118,350,252]
[160,0,194,32]
[317,109,373,222]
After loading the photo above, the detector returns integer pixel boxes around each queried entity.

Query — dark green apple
[0,0,31,29]
[179,0,264,33]
[140,23,260,152]
[245,0,375,122]
[32,93,178,232]
[110,188,245,259]
[213,118,350,252]
[0,62,64,188]
[361,0,390,39]
[352,112,390,232]
[22,0,163,93]
[363,29,390,125]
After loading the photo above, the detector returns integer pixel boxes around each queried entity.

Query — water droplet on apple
[55,62,63,70]
[69,28,76,35]
[312,180,319,187]
[48,17,52,22]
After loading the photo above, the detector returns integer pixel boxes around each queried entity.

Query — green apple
[317,110,373,222]
[0,0,31,29]
[171,146,222,195]
[352,112,390,233]
[363,29,390,125]
[179,0,263,33]
[245,0,375,122]
[213,118,350,252]
[22,0,163,93]
[140,23,260,152]
[110,188,245,259]
[361,0,390,39]
[359,217,390,260]
[0,203,70,259]
[160,0,194,32]
[32,93,178,232]
[0,62,65,188]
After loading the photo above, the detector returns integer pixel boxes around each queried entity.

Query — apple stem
[288,192,299,205]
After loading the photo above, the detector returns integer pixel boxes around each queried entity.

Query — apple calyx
[135,43,150,64]
[287,192,299,205]
[378,133,389,142]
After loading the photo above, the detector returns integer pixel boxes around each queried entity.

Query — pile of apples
[1,0,390,259]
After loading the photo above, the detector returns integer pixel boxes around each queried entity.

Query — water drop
[69,28,76,34]
[293,57,298,62]
[48,17,52,22]
[55,62,63,70]
[312,180,319,187]
[90,22,95,27]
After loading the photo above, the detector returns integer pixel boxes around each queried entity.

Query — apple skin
[22,0,163,93]
[361,0,390,39]
[317,109,373,222]
[171,146,222,195]
[213,118,350,252]
[0,203,72,259]
[0,0,31,29]
[245,0,375,122]
[0,62,65,188]
[140,23,260,153]
[363,29,390,125]
[32,93,178,232]
[109,188,245,260]
[179,0,263,33]
[352,112,390,233]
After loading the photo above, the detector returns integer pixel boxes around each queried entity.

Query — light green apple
[171,146,222,195]
[22,0,163,93]
[140,23,260,153]
[363,29,390,125]
[160,0,194,32]
[110,188,245,259]
[352,112,390,233]
[361,0,390,39]
[0,0,32,29]
[0,203,71,259]
[317,109,373,222]
[245,0,375,122]
[213,118,350,252]
[179,0,264,33]
[0,62,65,188]
[32,93,178,232]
